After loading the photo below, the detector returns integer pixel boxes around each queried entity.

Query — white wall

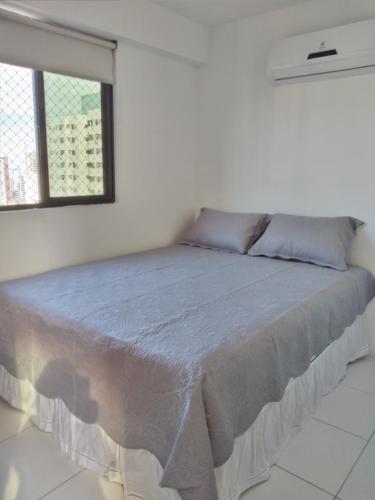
[2,0,375,283]
[199,0,375,275]
[0,41,198,281]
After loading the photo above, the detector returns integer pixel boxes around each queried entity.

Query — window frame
[0,68,115,212]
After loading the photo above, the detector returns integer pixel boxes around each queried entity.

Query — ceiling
[152,0,312,26]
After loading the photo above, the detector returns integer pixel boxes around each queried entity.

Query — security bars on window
[0,62,114,210]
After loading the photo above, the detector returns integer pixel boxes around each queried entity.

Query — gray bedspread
[0,245,374,500]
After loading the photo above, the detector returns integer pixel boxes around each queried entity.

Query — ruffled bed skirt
[0,307,372,500]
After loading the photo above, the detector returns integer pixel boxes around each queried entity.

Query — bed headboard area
[197,4,375,277]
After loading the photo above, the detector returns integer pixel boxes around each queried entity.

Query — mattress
[0,245,374,500]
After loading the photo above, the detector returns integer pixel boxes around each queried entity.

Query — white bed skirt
[0,305,372,500]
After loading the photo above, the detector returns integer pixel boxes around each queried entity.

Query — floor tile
[0,426,81,500]
[313,385,375,439]
[277,419,365,495]
[41,469,124,500]
[241,467,333,500]
[0,398,31,443]
[339,442,375,500]
[342,359,375,396]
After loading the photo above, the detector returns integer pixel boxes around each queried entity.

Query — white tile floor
[1,357,375,500]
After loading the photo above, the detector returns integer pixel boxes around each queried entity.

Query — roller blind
[0,10,116,84]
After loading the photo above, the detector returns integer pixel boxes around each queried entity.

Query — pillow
[180,208,269,255]
[248,213,363,271]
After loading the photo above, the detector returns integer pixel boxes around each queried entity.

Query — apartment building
[47,98,103,198]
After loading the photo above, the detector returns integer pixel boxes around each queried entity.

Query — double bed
[0,244,374,500]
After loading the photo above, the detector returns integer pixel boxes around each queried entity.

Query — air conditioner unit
[268,18,375,84]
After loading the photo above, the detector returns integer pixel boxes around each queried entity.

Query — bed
[0,244,374,500]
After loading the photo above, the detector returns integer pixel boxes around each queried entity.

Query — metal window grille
[0,63,40,206]
[0,62,114,211]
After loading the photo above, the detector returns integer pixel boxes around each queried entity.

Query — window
[0,62,114,211]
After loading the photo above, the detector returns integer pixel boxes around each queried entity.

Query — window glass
[44,72,104,197]
[0,63,40,206]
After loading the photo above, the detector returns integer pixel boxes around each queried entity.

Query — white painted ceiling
[152,0,312,26]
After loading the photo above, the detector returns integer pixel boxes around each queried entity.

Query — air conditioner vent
[307,49,338,60]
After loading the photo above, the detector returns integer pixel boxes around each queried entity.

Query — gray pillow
[181,208,269,255]
[248,214,363,271]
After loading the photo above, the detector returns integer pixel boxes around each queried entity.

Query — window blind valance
[0,10,116,83]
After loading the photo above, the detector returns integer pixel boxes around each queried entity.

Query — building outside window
[0,62,114,210]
